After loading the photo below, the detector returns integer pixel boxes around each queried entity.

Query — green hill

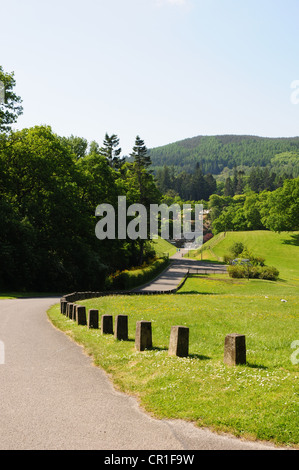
[151,237,177,258]
[193,230,299,284]
[148,135,299,177]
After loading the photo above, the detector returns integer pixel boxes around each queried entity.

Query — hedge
[105,257,169,290]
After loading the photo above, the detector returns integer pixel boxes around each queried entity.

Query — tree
[0,66,23,133]
[130,136,153,204]
[260,178,299,232]
[224,177,234,196]
[0,126,108,291]
[60,135,88,159]
[190,163,206,200]
[230,242,245,258]
[130,135,151,167]
[127,136,161,264]
[244,192,264,229]
[100,133,123,169]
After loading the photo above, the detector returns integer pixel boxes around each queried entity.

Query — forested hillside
[148,135,299,177]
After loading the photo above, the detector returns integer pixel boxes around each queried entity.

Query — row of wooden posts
[60,299,247,366]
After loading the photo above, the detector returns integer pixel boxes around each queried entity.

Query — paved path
[134,251,227,292]
[0,297,286,450]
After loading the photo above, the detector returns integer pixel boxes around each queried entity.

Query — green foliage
[99,133,123,169]
[209,178,299,233]
[259,178,299,232]
[227,264,279,281]
[0,126,109,291]
[106,257,169,290]
[59,135,88,160]
[148,134,299,178]
[229,242,245,257]
[0,126,162,292]
[0,65,23,132]
[155,163,217,201]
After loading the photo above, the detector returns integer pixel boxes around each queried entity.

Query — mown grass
[48,284,299,447]
[151,237,177,258]
[0,292,62,299]
[47,230,299,447]
[191,231,299,285]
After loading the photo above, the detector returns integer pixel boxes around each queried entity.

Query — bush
[106,257,169,290]
[250,256,266,267]
[227,264,279,281]
[230,242,245,257]
[259,266,280,281]
[227,265,247,278]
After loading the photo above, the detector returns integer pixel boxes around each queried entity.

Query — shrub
[227,264,279,281]
[259,266,280,281]
[227,265,247,278]
[223,254,233,264]
[230,242,245,257]
[250,256,266,267]
[106,257,169,290]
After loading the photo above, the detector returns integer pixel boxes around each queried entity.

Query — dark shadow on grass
[188,353,211,361]
[151,346,168,352]
[176,291,221,295]
[282,234,299,247]
[246,362,268,370]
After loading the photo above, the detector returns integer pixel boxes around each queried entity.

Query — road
[134,252,228,292]
[0,296,286,450]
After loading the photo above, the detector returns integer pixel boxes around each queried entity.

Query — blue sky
[1,0,299,155]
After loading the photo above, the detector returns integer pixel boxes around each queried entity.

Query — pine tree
[130,135,151,169]
[100,133,122,169]
[224,177,235,196]
[129,136,159,264]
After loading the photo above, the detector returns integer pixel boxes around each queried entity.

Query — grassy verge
[151,237,177,258]
[48,283,299,447]
[0,292,62,299]
[190,231,299,285]
[47,230,299,447]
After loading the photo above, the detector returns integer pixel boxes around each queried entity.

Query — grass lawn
[48,286,299,447]
[47,230,299,448]
[151,237,177,258]
[0,292,62,299]
[191,231,299,285]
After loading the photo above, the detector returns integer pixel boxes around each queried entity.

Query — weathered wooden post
[88,309,99,329]
[77,305,87,326]
[224,334,246,366]
[114,315,128,341]
[168,326,189,357]
[135,321,152,351]
[101,314,113,334]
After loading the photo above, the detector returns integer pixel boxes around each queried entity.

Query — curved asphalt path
[134,250,228,292]
[0,296,287,450]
